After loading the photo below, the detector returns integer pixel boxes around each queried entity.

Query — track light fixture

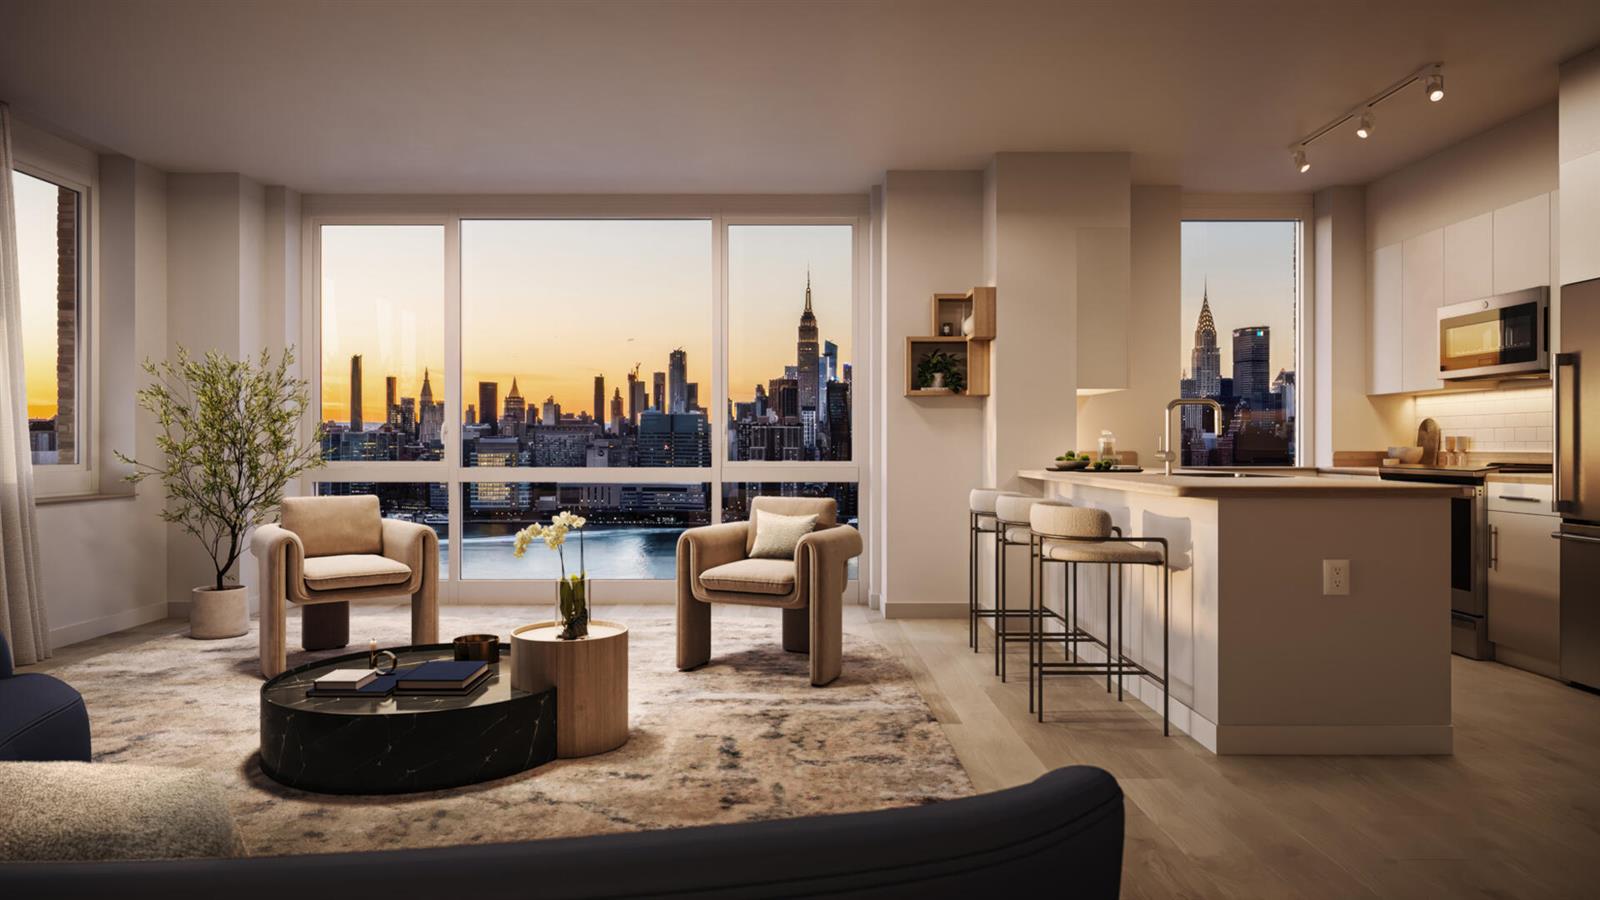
[1288,62,1444,173]
[1425,70,1445,102]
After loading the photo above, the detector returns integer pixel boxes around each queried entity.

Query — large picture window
[726,224,854,461]
[319,224,446,462]
[311,209,863,593]
[13,168,82,468]
[460,220,712,468]
[1177,220,1301,466]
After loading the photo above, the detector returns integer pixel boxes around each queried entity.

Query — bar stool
[1028,504,1172,736]
[993,495,1071,684]
[967,489,1020,653]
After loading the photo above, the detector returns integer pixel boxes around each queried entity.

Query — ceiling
[1,0,1598,195]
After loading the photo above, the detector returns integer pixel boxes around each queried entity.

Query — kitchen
[1030,56,1600,754]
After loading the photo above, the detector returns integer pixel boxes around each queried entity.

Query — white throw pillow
[749,511,818,560]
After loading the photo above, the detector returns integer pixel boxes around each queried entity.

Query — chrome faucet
[1158,398,1224,476]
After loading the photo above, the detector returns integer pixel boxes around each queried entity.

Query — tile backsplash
[1412,385,1552,454]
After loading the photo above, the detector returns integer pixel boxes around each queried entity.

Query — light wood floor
[35,603,1600,898]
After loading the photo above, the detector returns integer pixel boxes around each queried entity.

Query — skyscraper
[668,349,687,414]
[349,354,364,432]
[385,375,398,426]
[1183,288,1222,435]
[593,374,606,427]
[652,371,666,412]
[502,378,526,430]
[1232,325,1270,409]
[686,382,700,412]
[627,366,645,426]
[796,272,819,446]
[541,396,561,427]
[419,368,444,443]
[478,381,499,434]
[610,387,624,432]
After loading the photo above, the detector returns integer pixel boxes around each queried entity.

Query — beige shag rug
[51,607,972,857]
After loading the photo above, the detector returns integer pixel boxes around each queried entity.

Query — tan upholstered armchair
[252,495,439,678]
[676,497,862,686]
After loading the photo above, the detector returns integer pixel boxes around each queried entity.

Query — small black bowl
[452,633,500,663]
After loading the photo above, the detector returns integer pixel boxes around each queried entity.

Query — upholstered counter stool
[968,489,1020,653]
[992,494,1072,684]
[1028,504,1172,736]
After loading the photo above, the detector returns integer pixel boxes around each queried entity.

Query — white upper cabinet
[1370,243,1403,395]
[1401,228,1445,393]
[1493,193,1552,293]
[1444,213,1494,304]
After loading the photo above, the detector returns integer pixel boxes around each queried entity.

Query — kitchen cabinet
[1369,243,1403,394]
[1493,193,1551,294]
[1559,152,1600,285]
[1401,228,1444,393]
[1444,213,1493,305]
[1488,484,1561,678]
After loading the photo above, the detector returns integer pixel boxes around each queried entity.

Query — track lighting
[1288,62,1444,166]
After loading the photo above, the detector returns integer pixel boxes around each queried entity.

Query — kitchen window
[1177,218,1304,467]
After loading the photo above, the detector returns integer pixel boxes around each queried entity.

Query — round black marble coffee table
[259,643,556,795]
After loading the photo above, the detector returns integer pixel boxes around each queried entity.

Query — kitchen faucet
[1158,398,1224,476]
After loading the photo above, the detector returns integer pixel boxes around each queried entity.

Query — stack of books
[396,660,490,695]
[309,668,395,698]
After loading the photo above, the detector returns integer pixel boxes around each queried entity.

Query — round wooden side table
[510,620,629,758]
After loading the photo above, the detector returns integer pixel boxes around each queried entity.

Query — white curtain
[0,102,50,665]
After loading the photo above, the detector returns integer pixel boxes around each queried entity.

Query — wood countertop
[1017,469,1469,498]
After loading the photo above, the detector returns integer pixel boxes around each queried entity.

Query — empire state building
[797,271,820,448]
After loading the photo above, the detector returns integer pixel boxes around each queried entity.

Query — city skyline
[1178,220,1298,381]
[319,221,852,425]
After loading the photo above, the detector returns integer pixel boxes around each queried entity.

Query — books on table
[314,669,377,691]
[397,660,490,694]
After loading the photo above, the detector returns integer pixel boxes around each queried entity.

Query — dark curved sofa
[0,632,90,762]
[0,765,1123,899]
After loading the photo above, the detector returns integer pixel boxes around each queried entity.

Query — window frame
[1177,194,1314,468]
[299,196,870,604]
[12,153,96,498]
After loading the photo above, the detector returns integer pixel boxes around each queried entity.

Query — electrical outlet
[1323,559,1350,596]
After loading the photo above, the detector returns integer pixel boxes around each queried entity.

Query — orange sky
[320,221,853,426]
[14,170,66,419]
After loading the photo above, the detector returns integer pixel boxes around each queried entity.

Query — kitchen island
[1017,468,1468,755]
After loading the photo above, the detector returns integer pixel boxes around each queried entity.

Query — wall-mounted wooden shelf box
[905,336,991,397]
[907,287,996,398]
[931,287,996,339]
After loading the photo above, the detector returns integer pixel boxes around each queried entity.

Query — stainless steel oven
[1438,287,1549,381]
[1380,465,1492,658]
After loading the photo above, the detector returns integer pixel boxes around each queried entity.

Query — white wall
[876,171,988,616]
[1560,47,1600,285]
[1077,185,1181,465]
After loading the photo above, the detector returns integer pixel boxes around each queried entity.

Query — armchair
[252,495,439,679]
[676,497,862,686]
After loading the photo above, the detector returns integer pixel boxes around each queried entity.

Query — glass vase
[556,575,590,640]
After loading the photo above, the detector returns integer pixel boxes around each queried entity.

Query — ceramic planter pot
[190,585,249,639]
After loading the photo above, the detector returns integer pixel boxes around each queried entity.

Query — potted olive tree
[119,347,324,639]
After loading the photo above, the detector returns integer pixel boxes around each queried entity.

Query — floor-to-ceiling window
[308,204,866,600]
[1177,219,1303,466]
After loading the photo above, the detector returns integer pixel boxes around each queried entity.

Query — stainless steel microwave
[1438,287,1549,381]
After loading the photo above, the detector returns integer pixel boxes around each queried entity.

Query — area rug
[51,607,973,856]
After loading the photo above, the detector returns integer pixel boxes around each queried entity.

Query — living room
[3,2,1600,897]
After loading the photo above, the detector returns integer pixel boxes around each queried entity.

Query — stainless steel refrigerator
[1554,276,1600,691]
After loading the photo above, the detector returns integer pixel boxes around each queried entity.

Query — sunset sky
[1179,220,1299,382]
[320,221,853,426]
[14,170,65,420]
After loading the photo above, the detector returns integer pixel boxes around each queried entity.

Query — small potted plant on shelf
[513,510,589,639]
[915,349,966,393]
[119,347,324,639]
